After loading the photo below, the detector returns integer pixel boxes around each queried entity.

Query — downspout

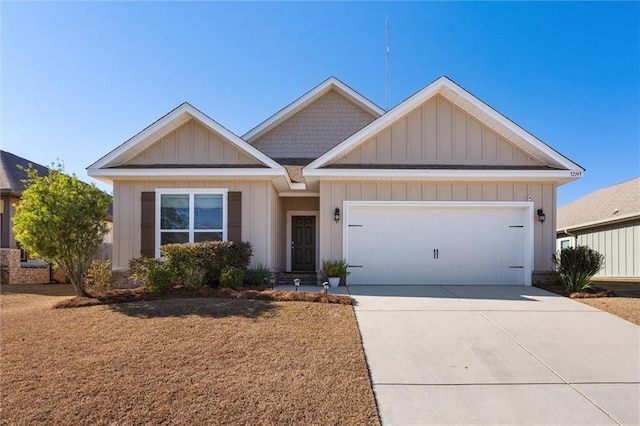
[563,229,577,247]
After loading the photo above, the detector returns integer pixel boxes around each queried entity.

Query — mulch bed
[534,283,614,298]
[55,286,352,309]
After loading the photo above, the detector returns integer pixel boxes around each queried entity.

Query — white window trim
[155,188,229,258]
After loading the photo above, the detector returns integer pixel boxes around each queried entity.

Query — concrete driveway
[349,286,640,425]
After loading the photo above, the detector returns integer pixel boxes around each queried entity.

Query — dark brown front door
[291,216,316,272]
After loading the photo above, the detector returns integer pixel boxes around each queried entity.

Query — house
[0,150,113,284]
[0,151,53,284]
[557,177,639,280]
[88,76,584,286]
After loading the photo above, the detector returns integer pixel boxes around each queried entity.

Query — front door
[291,216,316,272]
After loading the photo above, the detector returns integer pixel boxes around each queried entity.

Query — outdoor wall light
[537,208,546,223]
[334,207,341,223]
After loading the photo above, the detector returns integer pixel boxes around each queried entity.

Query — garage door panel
[346,204,529,286]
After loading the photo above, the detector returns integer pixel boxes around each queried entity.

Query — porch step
[275,272,319,286]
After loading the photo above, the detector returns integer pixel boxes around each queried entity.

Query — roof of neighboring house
[0,150,50,196]
[557,177,640,232]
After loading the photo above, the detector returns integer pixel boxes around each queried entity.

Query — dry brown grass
[576,282,640,326]
[577,297,640,326]
[535,281,640,326]
[1,285,379,425]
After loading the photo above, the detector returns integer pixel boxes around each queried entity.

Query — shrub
[245,264,270,286]
[552,246,605,292]
[180,265,207,290]
[161,241,252,287]
[84,260,114,293]
[220,266,244,289]
[322,259,349,278]
[129,257,162,288]
[146,263,176,293]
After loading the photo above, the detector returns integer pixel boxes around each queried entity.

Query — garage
[344,202,533,285]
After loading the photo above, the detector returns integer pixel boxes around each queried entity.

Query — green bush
[180,265,207,290]
[129,257,162,288]
[245,264,270,286]
[146,263,176,293]
[322,259,349,278]
[220,266,244,289]
[161,241,252,287]
[552,246,605,292]
[84,260,114,293]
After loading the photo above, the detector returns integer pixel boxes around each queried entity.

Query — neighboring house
[1,151,53,284]
[88,76,584,286]
[557,177,639,280]
[0,150,113,284]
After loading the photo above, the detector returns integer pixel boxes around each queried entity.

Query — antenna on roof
[385,15,390,111]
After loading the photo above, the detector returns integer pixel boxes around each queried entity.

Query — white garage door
[345,203,531,285]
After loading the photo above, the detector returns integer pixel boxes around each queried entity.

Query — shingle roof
[557,177,640,231]
[0,150,50,195]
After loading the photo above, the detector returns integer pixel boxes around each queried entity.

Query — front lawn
[1,285,379,425]
[577,281,640,326]
[536,281,640,326]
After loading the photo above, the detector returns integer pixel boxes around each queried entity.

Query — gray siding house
[557,177,640,280]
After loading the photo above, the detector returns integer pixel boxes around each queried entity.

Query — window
[156,189,228,255]
[559,238,573,250]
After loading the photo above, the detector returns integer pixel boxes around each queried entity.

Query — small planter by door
[328,277,340,288]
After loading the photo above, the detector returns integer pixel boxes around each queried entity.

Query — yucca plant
[551,246,604,292]
[322,259,349,278]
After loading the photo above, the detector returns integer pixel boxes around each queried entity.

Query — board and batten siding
[319,181,557,272]
[112,180,276,270]
[124,119,261,166]
[576,221,640,278]
[335,95,544,166]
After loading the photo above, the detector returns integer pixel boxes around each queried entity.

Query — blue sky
[2,1,638,207]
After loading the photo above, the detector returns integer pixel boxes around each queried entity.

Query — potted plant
[322,259,349,288]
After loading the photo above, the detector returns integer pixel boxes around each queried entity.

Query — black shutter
[227,192,242,242]
[141,192,155,257]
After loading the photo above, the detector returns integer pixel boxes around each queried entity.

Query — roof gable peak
[243,77,384,143]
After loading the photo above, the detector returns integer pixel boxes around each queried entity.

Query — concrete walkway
[348,285,640,425]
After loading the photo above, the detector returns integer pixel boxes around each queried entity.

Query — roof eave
[306,76,584,173]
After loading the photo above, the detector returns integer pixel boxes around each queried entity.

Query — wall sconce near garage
[334,207,341,223]
[537,208,546,223]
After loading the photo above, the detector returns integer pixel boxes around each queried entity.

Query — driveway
[349,286,640,425]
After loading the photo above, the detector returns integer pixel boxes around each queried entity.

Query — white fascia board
[306,76,583,172]
[87,168,286,180]
[243,77,384,142]
[186,107,283,170]
[88,103,192,170]
[558,213,640,233]
[303,168,584,182]
[88,103,284,172]
[442,80,583,172]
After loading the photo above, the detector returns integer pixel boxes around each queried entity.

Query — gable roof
[305,76,584,176]
[88,102,284,175]
[557,177,640,232]
[243,77,385,143]
[0,150,50,196]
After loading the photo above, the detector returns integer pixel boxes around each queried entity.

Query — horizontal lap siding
[113,180,274,270]
[576,221,640,277]
[320,181,555,272]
